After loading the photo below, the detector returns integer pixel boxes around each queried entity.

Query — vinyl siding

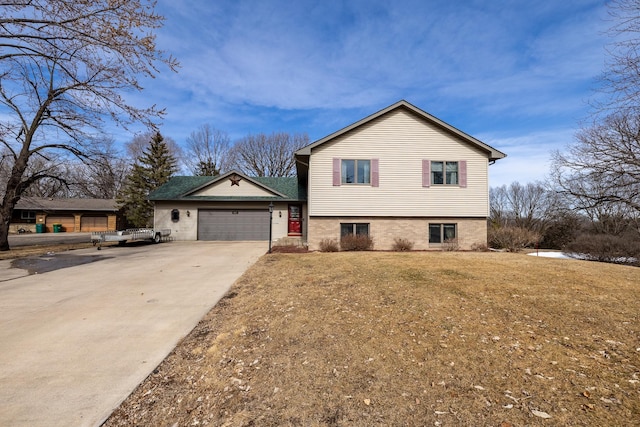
[308,109,490,217]
[192,178,274,197]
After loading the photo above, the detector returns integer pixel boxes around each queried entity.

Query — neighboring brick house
[11,197,120,233]
[150,100,506,249]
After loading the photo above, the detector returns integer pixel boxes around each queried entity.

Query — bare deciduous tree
[490,181,559,233]
[0,0,177,250]
[184,124,231,176]
[69,138,130,199]
[21,157,71,198]
[551,113,640,216]
[229,132,309,177]
[600,0,640,114]
[547,0,640,259]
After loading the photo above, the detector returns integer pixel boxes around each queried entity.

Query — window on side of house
[340,223,370,237]
[428,223,457,244]
[341,159,371,184]
[431,161,458,185]
[20,210,36,220]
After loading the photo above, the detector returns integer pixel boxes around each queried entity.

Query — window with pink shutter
[425,160,466,186]
[338,159,372,185]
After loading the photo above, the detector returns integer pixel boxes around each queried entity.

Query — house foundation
[307,217,487,251]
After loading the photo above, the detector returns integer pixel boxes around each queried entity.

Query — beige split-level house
[150,100,506,250]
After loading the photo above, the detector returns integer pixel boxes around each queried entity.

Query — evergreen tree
[118,132,177,227]
[195,158,220,176]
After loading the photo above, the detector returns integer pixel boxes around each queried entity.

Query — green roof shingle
[148,174,306,201]
[148,176,213,200]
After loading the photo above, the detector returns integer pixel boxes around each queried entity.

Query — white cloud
[483,128,576,187]
[150,0,608,116]
[120,0,611,156]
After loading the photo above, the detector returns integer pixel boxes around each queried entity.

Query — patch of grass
[106,252,640,426]
[399,268,432,283]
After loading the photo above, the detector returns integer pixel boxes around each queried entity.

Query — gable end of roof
[295,100,506,161]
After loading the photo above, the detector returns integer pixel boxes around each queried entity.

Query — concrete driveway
[0,241,266,427]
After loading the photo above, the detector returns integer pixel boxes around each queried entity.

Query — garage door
[45,215,75,232]
[80,215,108,232]
[198,209,270,240]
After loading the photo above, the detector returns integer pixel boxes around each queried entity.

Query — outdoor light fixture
[279,211,282,218]
[186,210,190,217]
[268,202,274,253]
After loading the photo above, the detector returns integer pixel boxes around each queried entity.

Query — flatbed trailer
[91,228,171,250]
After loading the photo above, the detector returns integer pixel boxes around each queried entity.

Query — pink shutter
[333,158,341,186]
[459,160,467,188]
[422,159,430,187]
[371,158,379,187]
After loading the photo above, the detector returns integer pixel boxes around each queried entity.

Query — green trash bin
[53,223,61,233]
[35,223,45,233]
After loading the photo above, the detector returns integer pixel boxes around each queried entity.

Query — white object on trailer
[91,228,171,250]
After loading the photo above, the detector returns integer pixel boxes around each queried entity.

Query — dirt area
[0,242,106,260]
[105,252,640,426]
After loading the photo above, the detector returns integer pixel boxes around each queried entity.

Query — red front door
[288,204,302,235]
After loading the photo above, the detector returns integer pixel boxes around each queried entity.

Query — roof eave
[152,196,306,202]
[295,100,507,161]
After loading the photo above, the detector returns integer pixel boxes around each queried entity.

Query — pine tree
[118,132,177,227]
[195,158,220,176]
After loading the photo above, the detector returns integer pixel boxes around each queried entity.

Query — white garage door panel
[198,210,270,241]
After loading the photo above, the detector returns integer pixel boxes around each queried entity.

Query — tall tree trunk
[0,151,30,251]
[0,203,14,251]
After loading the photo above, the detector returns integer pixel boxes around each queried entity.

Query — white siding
[192,178,274,197]
[308,109,489,217]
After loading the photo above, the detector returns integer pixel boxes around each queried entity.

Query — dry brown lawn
[105,252,640,426]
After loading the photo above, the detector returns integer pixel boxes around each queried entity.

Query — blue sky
[125,0,610,186]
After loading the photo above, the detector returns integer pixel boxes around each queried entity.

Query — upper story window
[431,161,458,185]
[333,158,379,187]
[341,159,370,184]
[422,159,466,188]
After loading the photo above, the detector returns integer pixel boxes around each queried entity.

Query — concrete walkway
[0,241,266,427]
